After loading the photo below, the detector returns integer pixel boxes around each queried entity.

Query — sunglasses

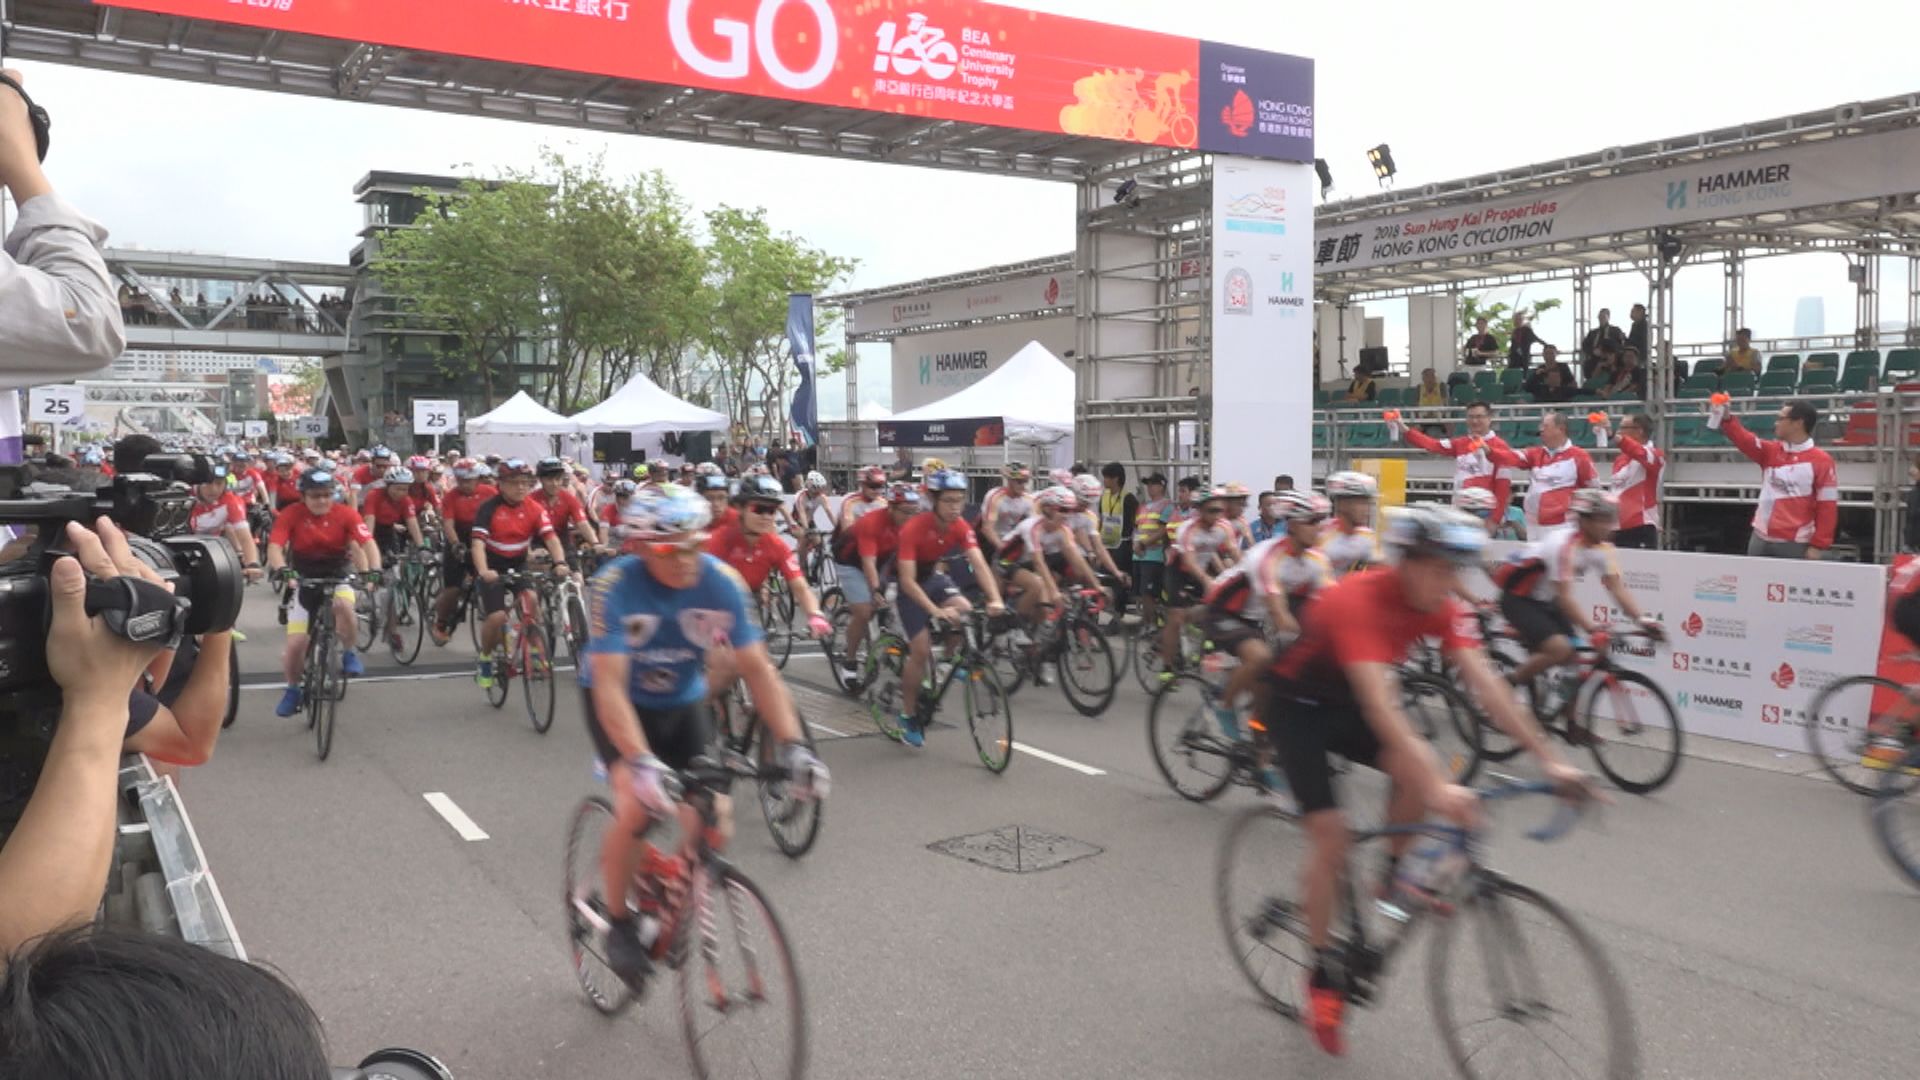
[746,502,781,515]
[641,533,708,555]
[863,482,885,489]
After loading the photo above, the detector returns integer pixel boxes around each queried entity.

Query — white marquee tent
[464,390,578,435]
[883,340,1073,446]
[569,373,729,435]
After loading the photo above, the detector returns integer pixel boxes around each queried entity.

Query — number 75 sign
[413,399,459,436]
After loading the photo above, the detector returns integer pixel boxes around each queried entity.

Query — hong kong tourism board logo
[1783,624,1835,655]
[1692,575,1737,604]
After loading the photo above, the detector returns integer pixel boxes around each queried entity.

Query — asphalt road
[180,590,1920,1079]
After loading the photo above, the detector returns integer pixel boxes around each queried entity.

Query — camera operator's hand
[49,518,170,699]
[0,69,50,203]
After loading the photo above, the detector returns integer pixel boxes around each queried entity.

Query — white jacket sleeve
[0,194,124,390]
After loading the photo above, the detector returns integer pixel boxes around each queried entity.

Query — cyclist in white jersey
[1159,484,1242,675]
[1068,474,1127,585]
[1494,488,1663,687]
[978,463,1035,558]
[1198,489,1332,734]
[1319,471,1381,578]
[791,471,833,568]
[995,487,1095,627]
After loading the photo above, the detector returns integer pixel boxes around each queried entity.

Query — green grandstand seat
[1839,368,1877,394]
[1765,354,1800,374]
[1691,358,1722,376]
[1670,416,1707,447]
[1675,385,1715,400]
[1564,417,1592,444]
[1312,424,1330,449]
[1671,359,1692,380]
[1376,387,1403,408]
[1886,349,1920,378]
[1498,420,1532,444]
[1722,371,1758,394]
[1800,368,1839,391]
[1758,370,1798,394]
[1447,369,1472,385]
[1843,350,1881,374]
[1681,374,1720,393]
[1805,351,1841,371]
[1498,368,1527,389]
[1313,389,1331,407]
[1346,422,1387,448]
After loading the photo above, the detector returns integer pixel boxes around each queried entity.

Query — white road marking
[811,722,851,739]
[1010,741,1107,776]
[423,792,490,841]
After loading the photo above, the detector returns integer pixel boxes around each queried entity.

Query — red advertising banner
[96,0,1311,159]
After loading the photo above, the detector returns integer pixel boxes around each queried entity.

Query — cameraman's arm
[0,522,164,960]
[123,631,230,767]
[0,70,125,389]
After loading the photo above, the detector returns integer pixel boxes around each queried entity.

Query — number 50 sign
[413,399,459,436]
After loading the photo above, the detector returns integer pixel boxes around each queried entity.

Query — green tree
[1460,294,1563,345]
[702,206,855,444]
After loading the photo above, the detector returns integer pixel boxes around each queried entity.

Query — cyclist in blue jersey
[581,484,829,985]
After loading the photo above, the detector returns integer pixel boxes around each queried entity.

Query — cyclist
[1067,474,1128,587]
[995,485,1092,628]
[582,485,827,985]
[597,479,639,544]
[1258,504,1594,1056]
[892,469,1006,747]
[1198,489,1331,736]
[269,452,303,511]
[830,483,923,687]
[187,460,264,583]
[696,473,736,531]
[1319,471,1381,579]
[265,468,382,717]
[1159,484,1242,678]
[531,456,601,558]
[1493,488,1663,689]
[790,471,833,573]
[707,475,832,648]
[1220,480,1257,550]
[363,465,427,561]
[471,459,572,689]
[229,449,270,509]
[430,458,499,645]
[977,463,1034,559]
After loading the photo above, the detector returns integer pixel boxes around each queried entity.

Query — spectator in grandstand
[1603,346,1647,399]
[1707,397,1837,558]
[1724,328,1761,376]
[1506,313,1545,370]
[1415,367,1446,408]
[1580,308,1626,379]
[1462,316,1501,366]
[1524,346,1576,403]
[1626,303,1649,360]
[1343,366,1377,403]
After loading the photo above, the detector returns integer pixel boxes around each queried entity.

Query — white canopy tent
[464,391,579,435]
[570,373,729,435]
[881,340,1073,452]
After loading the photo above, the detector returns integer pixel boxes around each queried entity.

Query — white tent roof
[885,340,1072,442]
[859,400,893,419]
[463,390,579,435]
[569,372,729,435]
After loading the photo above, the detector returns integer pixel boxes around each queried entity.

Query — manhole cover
[928,825,1102,874]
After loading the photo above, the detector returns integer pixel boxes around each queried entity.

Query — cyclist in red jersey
[471,459,571,689]
[597,479,637,542]
[695,473,738,532]
[229,449,270,509]
[831,483,923,687]
[362,465,427,559]
[531,456,600,555]
[265,467,382,716]
[706,475,832,655]
[186,460,264,582]
[268,453,304,511]
[1257,505,1593,1057]
[431,459,500,644]
[891,470,1006,747]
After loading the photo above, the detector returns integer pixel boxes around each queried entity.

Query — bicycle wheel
[565,589,590,661]
[354,587,378,652]
[756,714,824,858]
[676,864,807,1080]
[1805,674,1920,796]
[976,620,1027,698]
[1871,743,1920,890]
[864,635,906,740]
[1578,669,1682,794]
[486,644,510,709]
[467,589,483,652]
[1056,616,1118,717]
[1402,673,1483,784]
[760,596,794,671]
[563,796,637,1016]
[222,632,240,730]
[1147,674,1238,802]
[1475,643,1531,763]
[521,623,556,734]
[388,579,426,666]
[1214,804,1312,1018]
[1428,876,1638,1080]
[962,662,1012,774]
[1133,621,1176,692]
[312,637,339,762]
[821,590,862,694]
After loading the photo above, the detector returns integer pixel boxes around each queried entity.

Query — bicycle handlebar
[1477,774,1590,843]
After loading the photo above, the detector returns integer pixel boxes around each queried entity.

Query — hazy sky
[15,0,1916,411]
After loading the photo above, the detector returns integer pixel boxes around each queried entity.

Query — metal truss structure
[107,248,354,356]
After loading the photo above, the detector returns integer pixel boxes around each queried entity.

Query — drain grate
[928,825,1102,874]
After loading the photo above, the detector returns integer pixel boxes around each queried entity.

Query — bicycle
[384,547,434,666]
[1012,585,1119,716]
[801,531,837,591]
[1216,778,1636,1079]
[1871,741,1920,890]
[535,552,594,663]
[862,608,1013,773]
[758,578,797,671]
[821,586,895,695]
[287,573,355,762]
[1481,626,1681,794]
[713,682,825,858]
[1130,604,1210,691]
[1803,673,1920,796]
[478,568,558,734]
[563,753,808,1080]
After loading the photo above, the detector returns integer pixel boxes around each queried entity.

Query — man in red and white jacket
[1591,411,1663,549]
[1484,411,1595,536]
[1709,397,1837,558]
[1388,399,1513,530]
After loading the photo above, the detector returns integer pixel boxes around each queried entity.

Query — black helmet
[536,456,567,478]
[734,475,785,504]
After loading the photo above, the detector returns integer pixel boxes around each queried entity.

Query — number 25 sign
[413,399,459,435]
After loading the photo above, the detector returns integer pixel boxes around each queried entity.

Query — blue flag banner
[787,293,819,449]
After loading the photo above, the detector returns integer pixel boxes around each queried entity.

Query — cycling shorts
[1165,564,1205,605]
[898,573,961,640]
[1257,675,1381,816]
[478,557,529,617]
[1500,592,1574,650]
[442,544,472,590]
[287,561,354,636]
[1199,608,1266,655]
[582,689,712,775]
[372,523,405,559]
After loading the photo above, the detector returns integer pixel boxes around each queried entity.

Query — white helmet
[1452,487,1497,517]
[1569,487,1620,519]
[1070,474,1103,503]
[1272,489,1330,522]
[1037,486,1080,512]
[383,465,415,487]
[1326,471,1378,500]
[804,471,827,491]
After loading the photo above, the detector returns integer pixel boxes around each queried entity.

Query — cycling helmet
[232,448,253,462]
[737,475,785,502]
[1200,484,1234,505]
[370,446,393,462]
[1569,487,1620,519]
[298,468,337,493]
[696,474,731,493]
[695,461,724,477]
[407,454,431,470]
[1327,471,1378,500]
[354,449,372,462]
[452,458,480,480]
[473,464,495,480]
[1070,474,1103,503]
[1383,504,1488,566]
[484,454,502,466]
[886,483,923,508]
[1002,462,1031,482]
[1221,481,1253,499]
[1049,468,1076,487]
[1452,487,1497,517]
[79,448,104,466]
[1036,486,1079,512]
[536,456,567,478]
[859,465,887,486]
[495,458,532,479]
[926,469,970,494]
[620,484,712,541]
[804,471,827,491]
[612,479,639,496]
[272,452,294,466]
[383,466,415,486]
[1273,489,1330,522]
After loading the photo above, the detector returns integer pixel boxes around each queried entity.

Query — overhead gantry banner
[101,0,1314,161]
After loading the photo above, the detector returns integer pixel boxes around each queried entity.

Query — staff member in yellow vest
[1098,462,1139,616]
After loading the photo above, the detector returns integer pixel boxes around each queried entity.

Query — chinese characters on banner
[100,0,1312,161]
